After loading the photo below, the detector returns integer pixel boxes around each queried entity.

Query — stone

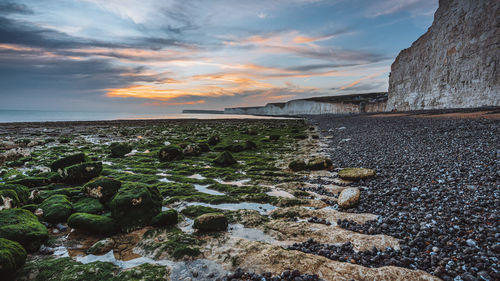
[182,144,202,157]
[0,208,49,252]
[83,177,122,203]
[306,157,333,170]
[61,162,103,184]
[0,238,27,277]
[40,194,73,223]
[193,213,228,232]
[207,135,220,146]
[67,213,118,236]
[288,160,307,172]
[110,142,132,158]
[337,188,361,209]
[86,238,115,255]
[213,151,237,167]
[109,183,162,232]
[73,197,104,214]
[151,209,178,227]
[50,153,86,172]
[0,189,19,210]
[387,0,500,110]
[158,145,184,161]
[0,184,29,204]
[338,168,376,181]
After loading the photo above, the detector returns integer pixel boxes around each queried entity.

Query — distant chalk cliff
[387,0,500,110]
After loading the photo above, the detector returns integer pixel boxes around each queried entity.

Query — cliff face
[387,0,500,110]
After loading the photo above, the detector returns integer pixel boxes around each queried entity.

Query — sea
[0,110,288,123]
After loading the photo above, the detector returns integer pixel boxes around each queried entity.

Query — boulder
[198,143,210,152]
[244,140,257,150]
[193,213,228,231]
[213,151,237,167]
[0,189,19,210]
[269,135,280,141]
[306,157,333,170]
[337,188,361,209]
[207,135,220,146]
[50,153,86,172]
[0,184,29,204]
[83,177,121,203]
[338,168,376,181]
[86,238,115,255]
[109,183,162,232]
[0,208,48,252]
[61,162,102,184]
[288,160,306,172]
[182,144,202,157]
[0,238,27,277]
[73,197,104,214]
[67,213,118,236]
[40,195,73,223]
[151,209,178,227]
[158,145,184,161]
[9,177,51,188]
[109,143,132,158]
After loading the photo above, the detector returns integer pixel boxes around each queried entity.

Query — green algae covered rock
[67,213,118,236]
[0,184,29,203]
[40,195,73,223]
[338,168,376,181]
[193,213,228,232]
[83,177,121,203]
[0,238,27,277]
[109,142,132,158]
[0,189,20,208]
[269,134,280,141]
[288,159,306,172]
[158,145,184,161]
[151,209,178,227]
[306,157,333,170]
[9,177,51,188]
[73,197,104,214]
[180,205,222,218]
[0,208,48,252]
[207,135,220,146]
[213,151,237,167]
[182,144,202,157]
[61,162,102,184]
[50,153,86,172]
[109,183,162,232]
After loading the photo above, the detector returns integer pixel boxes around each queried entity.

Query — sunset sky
[0,0,438,113]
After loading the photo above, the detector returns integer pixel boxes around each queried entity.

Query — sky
[0,0,438,113]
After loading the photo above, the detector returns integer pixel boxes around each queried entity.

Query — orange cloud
[143,100,206,106]
[340,70,387,90]
[293,33,337,44]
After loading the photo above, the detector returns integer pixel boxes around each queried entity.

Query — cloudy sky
[0,0,438,113]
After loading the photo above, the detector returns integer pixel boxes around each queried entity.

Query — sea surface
[0,110,289,123]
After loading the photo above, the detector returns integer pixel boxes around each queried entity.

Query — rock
[213,151,237,167]
[182,144,202,157]
[9,177,51,188]
[0,238,27,277]
[73,197,104,214]
[338,168,376,181]
[269,135,280,141]
[207,135,220,146]
[387,0,500,110]
[289,160,307,172]
[61,162,103,184]
[193,213,228,231]
[151,209,178,227]
[0,208,48,252]
[158,145,184,161]
[337,188,361,208]
[244,140,257,150]
[109,183,162,232]
[40,195,73,223]
[83,177,122,203]
[0,189,19,210]
[86,238,115,255]
[67,213,118,236]
[198,143,210,152]
[110,142,132,158]
[306,157,333,170]
[0,184,29,204]
[50,153,86,172]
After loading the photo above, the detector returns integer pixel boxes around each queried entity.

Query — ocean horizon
[0,109,288,123]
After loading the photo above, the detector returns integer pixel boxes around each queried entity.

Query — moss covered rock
[0,208,48,252]
[0,189,20,209]
[61,162,102,184]
[180,205,222,218]
[83,177,121,203]
[245,140,257,150]
[207,135,220,146]
[213,151,237,167]
[109,143,132,158]
[9,177,51,188]
[0,238,27,277]
[40,195,73,223]
[193,213,228,231]
[109,183,162,232]
[50,153,86,172]
[0,184,29,203]
[151,209,178,227]
[288,160,306,172]
[182,144,202,157]
[73,197,104,214]
[158,145,184,161]
[197,142,210,152]
[306,157,333,170]
[269,134,280,141]
[67,213,118,236]
[338,168,376,181]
